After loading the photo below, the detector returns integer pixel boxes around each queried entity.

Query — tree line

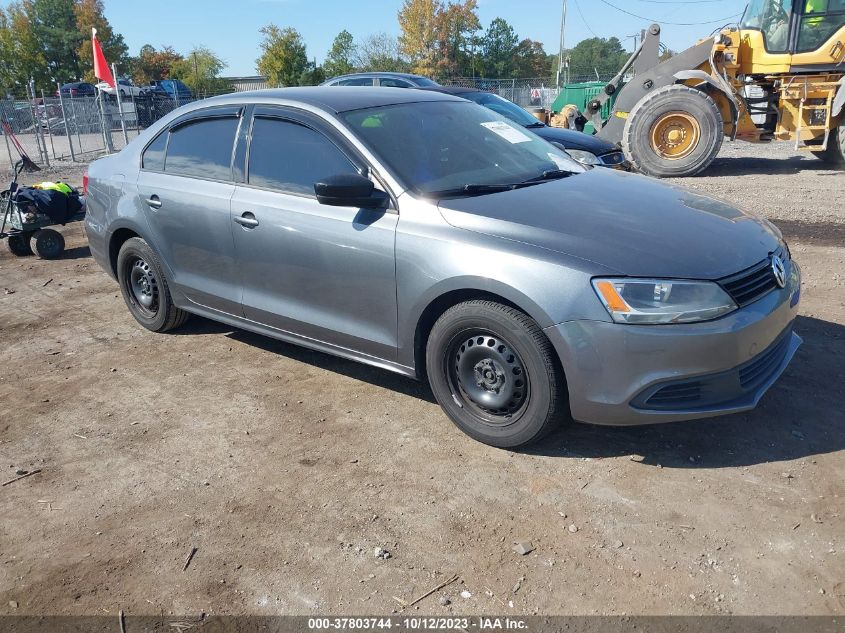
[0,0,639,97]
[256,0,635,87]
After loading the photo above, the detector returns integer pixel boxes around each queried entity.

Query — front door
[136,107,243,315]
[231,109,399,361]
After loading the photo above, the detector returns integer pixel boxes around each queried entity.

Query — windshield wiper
[523,169,576,183]
[428,181,542,198]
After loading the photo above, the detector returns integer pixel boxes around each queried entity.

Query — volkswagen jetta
[84,88,801,447]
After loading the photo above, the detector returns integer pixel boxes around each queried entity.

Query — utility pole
[556,0,568,87]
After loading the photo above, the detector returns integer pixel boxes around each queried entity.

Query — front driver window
[741,0,793,52]
[247,117,357,195]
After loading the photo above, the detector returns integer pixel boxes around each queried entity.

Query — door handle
[145,195,162,209]
[233,212,259,229]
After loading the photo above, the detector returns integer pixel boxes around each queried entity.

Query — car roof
[326,71,431,80]
[417,85,479,95]
[200,86,465,114]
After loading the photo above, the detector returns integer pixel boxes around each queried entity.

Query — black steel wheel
[426,300,568,448]
[446,330,531,424]
[6,232,33,256]
[30,228,65,259]
[116,237,190,332]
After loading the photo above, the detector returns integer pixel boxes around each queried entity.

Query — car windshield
[462,91,542,127]
[342,101,583,197]
[412,77,439,87]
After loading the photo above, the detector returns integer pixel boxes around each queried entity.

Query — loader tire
[623,84,724,178]
[810,122,845,167]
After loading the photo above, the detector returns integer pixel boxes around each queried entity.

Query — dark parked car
[57,82,97,98]
[321,72,439,88]
[149,79,193,102]
[84,88,801,448]
[422,86,627,168]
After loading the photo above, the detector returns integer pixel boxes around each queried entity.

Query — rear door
[230,107,399,360]
[136,106,244,315]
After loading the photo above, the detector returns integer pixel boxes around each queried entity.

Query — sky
[57,0,749,76]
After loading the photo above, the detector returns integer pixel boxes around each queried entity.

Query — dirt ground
[0,142,843,618]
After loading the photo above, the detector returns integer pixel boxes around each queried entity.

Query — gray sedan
[84,88,801,448]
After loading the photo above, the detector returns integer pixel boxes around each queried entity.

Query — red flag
[92,28,115,88]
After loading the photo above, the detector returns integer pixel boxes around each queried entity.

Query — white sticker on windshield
[481,121,531,144]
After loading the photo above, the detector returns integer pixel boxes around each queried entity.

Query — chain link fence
[0,89,183,169]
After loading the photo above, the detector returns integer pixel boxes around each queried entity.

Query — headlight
[592,278,737,324]
[565,149,602,166]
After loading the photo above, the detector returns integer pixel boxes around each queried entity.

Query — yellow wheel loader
[588,0,845,177]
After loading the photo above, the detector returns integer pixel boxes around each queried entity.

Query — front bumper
[545,261,802,426]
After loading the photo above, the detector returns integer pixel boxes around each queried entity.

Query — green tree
[129,44,183,85]
[323,30,356,79]
[29,0,83,83]
[0,2,48,95]
[171,46,230,96]
[398,0,439,76]
[434,0,480,77]
[512,38,548,78]
[353,33,409,73]
[567,37,628,81]
[297,61,325,86]
[74,0,128,83]
[480,17,518,77]
[256,24,308,87]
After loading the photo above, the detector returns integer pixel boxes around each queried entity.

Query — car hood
[531,126,619,155]
[437,169,781,279]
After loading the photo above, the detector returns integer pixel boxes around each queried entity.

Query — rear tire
[811,122,845,167]
[7,232,33,256]
[116,237,189,332]
[30,228,65,259]
[425,300,567,448]
[623,84,724,178]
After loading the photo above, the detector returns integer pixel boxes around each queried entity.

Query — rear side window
[164,117,239,180]
[247,117,356,195]
[337,77,374,86]
[142,130,168,171]
[379,78,413,88]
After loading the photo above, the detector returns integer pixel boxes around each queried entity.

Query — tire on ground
[116,236,190,333]
[6,232,33,256]
[811,121,845,167]
[30,228,65,259]
[623,84,724,178]
[425,300,568,449]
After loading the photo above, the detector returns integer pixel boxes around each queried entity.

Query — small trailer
[1,160,85,259]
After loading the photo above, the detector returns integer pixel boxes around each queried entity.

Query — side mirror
[314,174,389,209]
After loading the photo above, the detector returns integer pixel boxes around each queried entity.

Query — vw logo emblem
[771,255,786,289]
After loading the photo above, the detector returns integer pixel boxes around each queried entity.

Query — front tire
[623,84,724,178]
[811,122,845,167]
[426,301,567,448]
[116,237,189,332]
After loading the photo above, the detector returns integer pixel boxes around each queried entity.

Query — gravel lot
[0,141,842,617]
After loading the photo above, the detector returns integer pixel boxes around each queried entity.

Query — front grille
[719,249,786,307]
[600,151,626,166]
[739,331,792,391]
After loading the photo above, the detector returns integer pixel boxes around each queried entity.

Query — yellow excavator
[587,0,845,177]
